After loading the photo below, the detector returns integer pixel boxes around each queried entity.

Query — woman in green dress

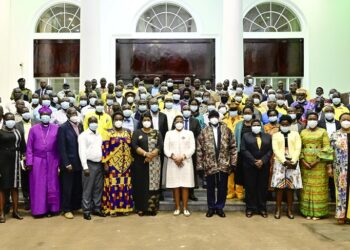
[300,112,333,220]
[131,112,163,216]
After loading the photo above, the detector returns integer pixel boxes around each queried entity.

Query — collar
[326,119,335,124]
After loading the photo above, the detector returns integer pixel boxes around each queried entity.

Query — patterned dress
[131,129,163,214]
[102,129,134,214]
[330,131,350,219]
[300,128,333,217]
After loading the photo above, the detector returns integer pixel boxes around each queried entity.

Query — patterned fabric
[331,131,350,219]
[147,130,161,191]
[102,129,134,214]
[299,128,333,217]
[271,131,302,189]
[196,123,237,176]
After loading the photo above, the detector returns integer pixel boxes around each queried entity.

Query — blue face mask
[165,102,173,109]
[69,97,75,104]
[41,115,51,124]
[138,105,147,112]
[106,99,114,106]
[5,120,16,129]
[89,98,97,106]
[61,101,70,110]
[80,100,87,107]
[42,100,51,107]
[32,98,39,105]
[89,123,98,131]
[150,104,159,112]
[183,110,191,118]
[95,105,104,113]
[123,110,132,118]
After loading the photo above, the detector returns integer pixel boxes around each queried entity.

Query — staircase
[160,188,336,212]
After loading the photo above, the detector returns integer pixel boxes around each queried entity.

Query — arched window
[34,2,81,94]
[36,3,80,33]
[243,2,301,32]
[243,2,304,89]
[136,3,197,32]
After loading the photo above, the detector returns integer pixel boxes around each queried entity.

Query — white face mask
[280,126,291,133]
[173,94,180,101]
[308,120,318,129]
[142,121,152,128]
[165,102,173,110]
[207,105,216,112]
[123,110,132,118]
[69,116,79,124]
[236,87,243,94]
[229,111,238,117]
[268,94,276,101]
[252,126,261,134]
[288,114,296,120]
[332,98,341,105]
[210,117,219,126]
[253,98,260,105]
[190,105,198,112]
[127,97,134,103]
[277,100,285,106]
[218,107,227,115]
[243,114,253,121]
[325,112,335,121]
[341,120,350,129]
[183,110,191,118]
[114,120,123,128]
[235,96,242,102]
[175,122,184,130]
[268,116,278,123]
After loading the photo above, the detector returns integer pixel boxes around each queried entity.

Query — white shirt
[78,129,103,170]
[325,120,337,138]
[151,112,159,130]
[5,100,30,114]
[212,125,219,148]
[116,97,123,106]
[81,105,95,120]
[51,109,68,125]
[123,117,135,133]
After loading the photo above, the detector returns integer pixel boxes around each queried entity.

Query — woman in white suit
[271,115,302,220]
[164,115,196,216]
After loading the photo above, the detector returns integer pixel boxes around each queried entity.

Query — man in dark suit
[35,80,48,98]
[240,120,272,218]
[181,105,201,201]
[341,92,350,106]
[318,105,340,202]
[58,107,83,219]
[285,81,298,106]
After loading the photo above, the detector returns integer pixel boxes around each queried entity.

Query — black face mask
[221,97,228,104]
[184,95,190,100]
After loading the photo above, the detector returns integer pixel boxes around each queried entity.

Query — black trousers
[206,172,228,210]
[60,170,83,213]
[21,168,30,202]
[243,165,268,212]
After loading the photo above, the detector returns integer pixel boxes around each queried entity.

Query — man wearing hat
[291,88,315,120]
[196,110,237,218]
[11,78,32,103]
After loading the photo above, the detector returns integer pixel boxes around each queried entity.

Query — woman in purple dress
[26,107,61,217]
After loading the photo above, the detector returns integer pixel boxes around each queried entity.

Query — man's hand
[83,169,90,177]
[255,160,263,169]
[66,165,73,172]
[26,165,33,171]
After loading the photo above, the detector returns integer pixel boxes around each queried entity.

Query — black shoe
[246,211,253,218]
[83,213,91,220]
[274,210,281,219]
[0,213,5,223]
[260,211,268,218]
[206,209,215,218]
[287,211,294,219]
[189,194,198,201]
[24,202,30,211]
[92,211,106,217]
[12,211,23,220]
[216,209,226,218]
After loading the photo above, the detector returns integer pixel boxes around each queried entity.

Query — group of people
[0,76,349,225]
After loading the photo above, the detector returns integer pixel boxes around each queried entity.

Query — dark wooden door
[116,39,215,84]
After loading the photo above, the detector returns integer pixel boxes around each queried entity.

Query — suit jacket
[155,112,168,140]
[172,117,201,138]
[341,92,350,106]
[272,131,301,164]
[196,123,237,176]
[285,93,295,106]
[58,121,83,171]
[35,88,47,97]
[240,132,272,169]
[318,118,341,130]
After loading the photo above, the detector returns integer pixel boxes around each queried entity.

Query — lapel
[67,121,78,137]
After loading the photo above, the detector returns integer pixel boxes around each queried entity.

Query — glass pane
[49,79,65,94]
[275,16,288,29]
[173,24,186,32]
[256,3,270,14]
[251,23,264,32]
[277,21,291,32]
[254,15,267,30]
[283,8,296,21]
[245,8,259,22]
[271,3,284,13]
[65,78,80,95]
[243,18,253,32]
[153,4,166,14]
[290,19,301,31]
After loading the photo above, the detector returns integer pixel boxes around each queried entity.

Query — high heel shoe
[287,211,294,219]
[274,210,281,219]
[12,211,23,220]
[0,212,6,223]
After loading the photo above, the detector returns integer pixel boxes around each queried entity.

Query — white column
[80,0,101,90]
[0,0,11,103]
[221,0,243,83]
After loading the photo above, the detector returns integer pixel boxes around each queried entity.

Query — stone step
[160,199,336,212]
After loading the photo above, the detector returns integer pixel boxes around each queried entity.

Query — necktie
[185,119,189,130]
